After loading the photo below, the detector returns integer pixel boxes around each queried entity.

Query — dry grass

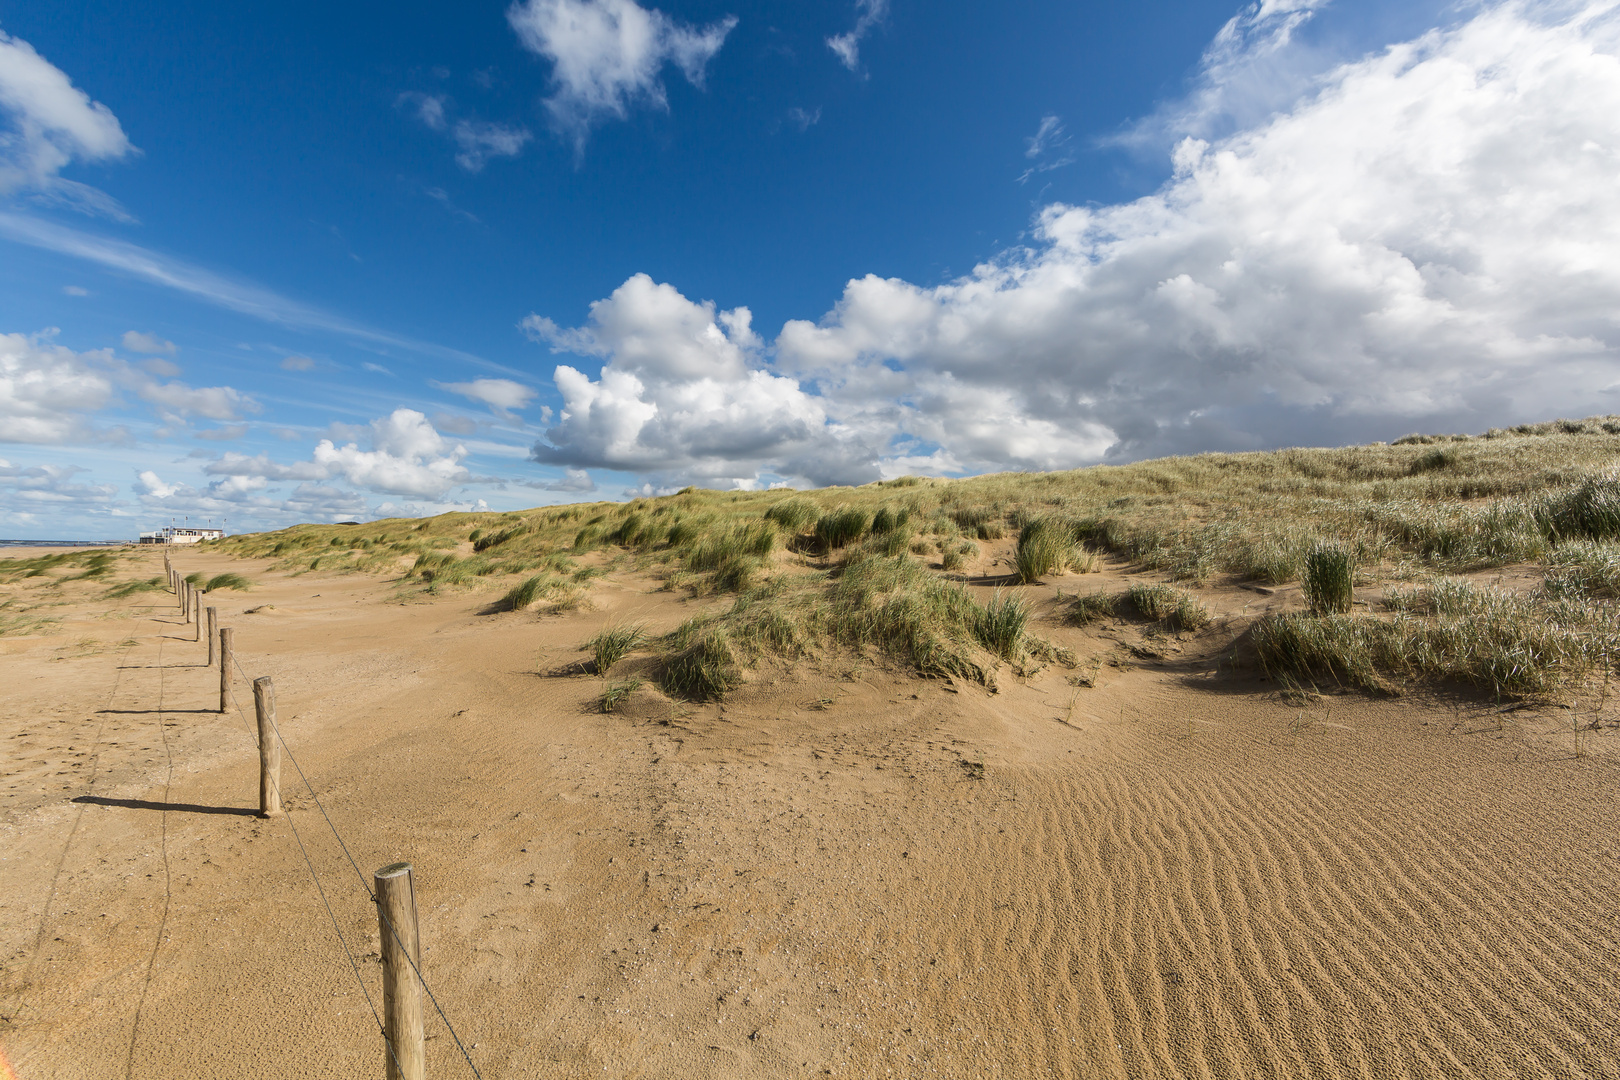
[103,576,167,600]
[1126,583,1212,632]
[1256,577,1618,697]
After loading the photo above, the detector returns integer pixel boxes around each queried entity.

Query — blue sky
[2,0,1618,538]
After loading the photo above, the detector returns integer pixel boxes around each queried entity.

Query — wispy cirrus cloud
[121,330,175,355]
[827,0,889,71]
[397,91,531,172]
[1109,0,1334,152]
[1017,115,1075,184]
[433,377,536,417]
[0,211,522,376]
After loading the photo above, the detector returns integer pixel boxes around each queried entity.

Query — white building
[138,527,226,545]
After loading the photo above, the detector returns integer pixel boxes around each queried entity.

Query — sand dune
[3,545,1618,1078]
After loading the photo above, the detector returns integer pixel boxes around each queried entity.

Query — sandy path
[3,546,1618,1078]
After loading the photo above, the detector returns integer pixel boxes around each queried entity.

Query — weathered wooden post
[183,580,192,623]
[218,627,234,713]
[374,863,425,1080]
[194,589,204,641]
[252,677,281,817]
[206,607,218,666]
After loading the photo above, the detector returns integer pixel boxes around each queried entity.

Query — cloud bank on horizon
[3,0,1620,535]
[526,0,1620,487]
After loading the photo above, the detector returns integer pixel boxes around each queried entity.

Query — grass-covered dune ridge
[211,417,1620,701]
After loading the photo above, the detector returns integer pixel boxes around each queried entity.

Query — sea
[0,539,131,548]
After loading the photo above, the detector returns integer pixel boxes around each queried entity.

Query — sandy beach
[3,543,1618,1078]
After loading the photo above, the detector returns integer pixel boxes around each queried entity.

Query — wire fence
[189,561,483,1077]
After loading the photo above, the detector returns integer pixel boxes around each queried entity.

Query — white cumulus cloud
[209,409,471,500]
[522,1,1620,484]
[0,331,114,443]
[511,1,1620,485]
[1113,0,1334,152]
[3,330,256,441]
[507,0,737,143]
[136,379,256,424]
[523,274,859,485]
[134,469,177,499]
[787,0,1620,462]
[0,458,117,509]
[0,29,134,213]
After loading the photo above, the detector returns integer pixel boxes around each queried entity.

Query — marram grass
[206,417,1620,701]
[600,678,642,713]
[586,623,647,675]
[1301,542,1354,615]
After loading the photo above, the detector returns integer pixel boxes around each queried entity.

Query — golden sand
[3,544,1617,1078]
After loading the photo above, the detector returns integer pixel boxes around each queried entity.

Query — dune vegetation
[210,416,1620,702]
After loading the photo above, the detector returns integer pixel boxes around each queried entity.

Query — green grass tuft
[1302,541,1355,614]
[1127,583,1212,631]
[871,505,912,534]
[973,590,1028,661]
[1014,517,1080,583]
[1260,577,1616,697]
[660,626,739,701]
[600,678,643,713]
[205,572,252,592]
[587,622,648,675]
[679,521,778,592]
[815,507,872,550]
[1067,592,1119,625]
[1544,540,1620,599]
[1536,475,1620,540]
[503,575,550,611]
[763,497,819,533]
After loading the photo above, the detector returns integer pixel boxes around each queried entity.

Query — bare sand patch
[3,545,1618,1078]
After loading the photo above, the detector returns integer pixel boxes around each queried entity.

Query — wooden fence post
[252,677,281,817]
[183,580,192,623]
[194,590,204,641]
[218,627,234,713]
[375,863,425,1080]
[206,607,218,666]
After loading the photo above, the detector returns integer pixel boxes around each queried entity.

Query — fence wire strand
[220,672,403,1079]
[226,642,482,1078]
